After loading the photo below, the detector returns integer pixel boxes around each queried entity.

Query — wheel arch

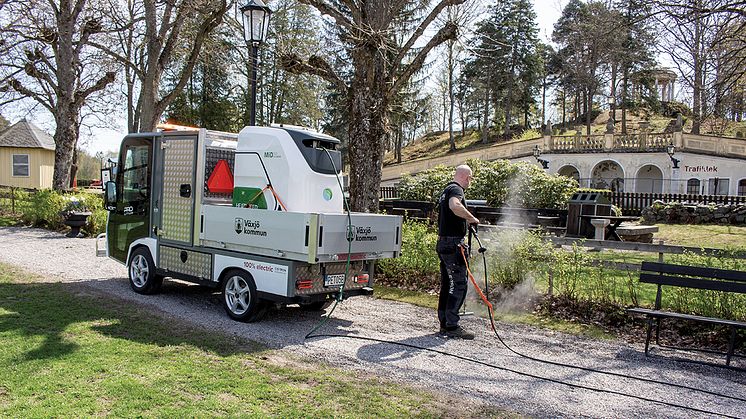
[126,237,158,267]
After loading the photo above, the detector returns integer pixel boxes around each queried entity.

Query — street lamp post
[533,145,549,170]
[666,143,680,169]
[240,0,272,126]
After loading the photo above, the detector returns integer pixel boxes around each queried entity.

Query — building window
[12,154,29,177]
[738,179,746,196]
[708,178,729,195]
[686,178,700,195]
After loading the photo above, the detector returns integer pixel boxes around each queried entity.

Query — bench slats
[627,308,746,328]
[639,273,746,294]
[641,261,746,283]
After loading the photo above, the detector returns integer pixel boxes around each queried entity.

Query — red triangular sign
[207,159,234,193]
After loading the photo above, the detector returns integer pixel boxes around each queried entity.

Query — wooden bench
[627,261,746,367]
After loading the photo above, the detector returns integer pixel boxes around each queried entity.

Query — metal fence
[378,186,746,216]
[0,187,34,214]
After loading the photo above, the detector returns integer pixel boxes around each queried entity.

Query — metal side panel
[159,245,213,280]
[193,129,207,246]
[316,212,403,262]
[200,205,313,262]
[160,136,197,243]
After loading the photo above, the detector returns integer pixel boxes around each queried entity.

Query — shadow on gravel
[355,333,447,363]
[0,280,264,364]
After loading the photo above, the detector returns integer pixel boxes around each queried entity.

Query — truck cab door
[107,136,155,263]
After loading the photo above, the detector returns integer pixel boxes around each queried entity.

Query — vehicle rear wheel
[128,247,163,295]
[222,270,267,322]
[299,300,333,311]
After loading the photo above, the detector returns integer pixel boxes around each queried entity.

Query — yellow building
[0,119,56,189]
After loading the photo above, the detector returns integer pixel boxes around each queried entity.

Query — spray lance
[467,224,488,297]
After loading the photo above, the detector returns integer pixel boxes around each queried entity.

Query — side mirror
[104,181,117,211]
[100,168,112,190]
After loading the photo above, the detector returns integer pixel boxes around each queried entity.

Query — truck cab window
[119,143,151,213]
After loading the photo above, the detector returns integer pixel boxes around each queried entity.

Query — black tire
[221,269,267,322]
[128,247,163,295]
[299,300,333,312]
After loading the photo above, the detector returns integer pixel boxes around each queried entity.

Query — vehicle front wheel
[221,270,267,322]
[128,247,163,295]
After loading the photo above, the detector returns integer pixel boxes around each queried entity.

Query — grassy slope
[0,262,507,418]
[384,114,746,165]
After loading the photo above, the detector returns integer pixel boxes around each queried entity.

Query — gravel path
[1,226,745,418]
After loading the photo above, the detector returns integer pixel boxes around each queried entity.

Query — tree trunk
[481,86,490,143]
[347,80,387,212]
[691,5,703,134]
[541,73,547,125]
[561,89,566,128]
[585,87,593,135]
[622,66,629,134]
[52,109,80,190]
[69,146,79,189]
[447,41,456,152]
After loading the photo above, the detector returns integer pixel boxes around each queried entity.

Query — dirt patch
[534,295,745,352]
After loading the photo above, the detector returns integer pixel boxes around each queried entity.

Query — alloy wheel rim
[225,276,250,315]
[130,255,148,287]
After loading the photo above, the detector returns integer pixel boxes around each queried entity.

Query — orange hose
[245,184,288,211]
[459,245,495,324]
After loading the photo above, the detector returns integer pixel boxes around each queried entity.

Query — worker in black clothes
[436,164,480,339]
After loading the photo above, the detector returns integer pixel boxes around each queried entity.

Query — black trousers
[436,236,468,329]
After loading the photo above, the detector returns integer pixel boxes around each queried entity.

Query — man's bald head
[454,164,473,189]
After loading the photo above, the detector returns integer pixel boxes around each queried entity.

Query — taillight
[354,273,369,284]
[296,280,313,290]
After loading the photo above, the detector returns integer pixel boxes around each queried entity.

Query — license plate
[324,274,346,287]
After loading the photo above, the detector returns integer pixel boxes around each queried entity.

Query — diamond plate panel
[204,146,235,201]
[162,138,196,243]
[159,245,212,280]
[294,261,365,295]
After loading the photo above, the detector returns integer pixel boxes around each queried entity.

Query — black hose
[305,333,741,419]
[303,178,742,417]
[466,227,746,405]
[304,148,352,340]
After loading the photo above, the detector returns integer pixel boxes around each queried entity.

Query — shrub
[397,159,578,209]
[376,220,440,291]
[20,189,67,229]
[19,189,106,235]
[397,166,455,203]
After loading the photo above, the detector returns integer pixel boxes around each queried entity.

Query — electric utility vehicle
[98,125,402,322]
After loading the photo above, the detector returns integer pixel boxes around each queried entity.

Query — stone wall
[641,201,746,225]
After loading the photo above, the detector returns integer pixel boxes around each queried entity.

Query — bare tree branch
[296,0,354,31]
[392,0,465,72]
[280,53,348,93]
[390,21,458,97]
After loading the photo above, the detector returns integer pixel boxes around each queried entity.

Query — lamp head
[240,0,272,45]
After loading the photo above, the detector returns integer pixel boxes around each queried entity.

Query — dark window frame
[12,154,29,177]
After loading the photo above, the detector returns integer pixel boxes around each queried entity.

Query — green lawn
[655,224,746,249]
[0,262,505,418]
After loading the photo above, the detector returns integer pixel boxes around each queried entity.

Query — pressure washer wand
[468,224,488,299]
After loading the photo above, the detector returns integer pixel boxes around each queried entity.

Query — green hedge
[19,189,106,236]
[397,159,578,209]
